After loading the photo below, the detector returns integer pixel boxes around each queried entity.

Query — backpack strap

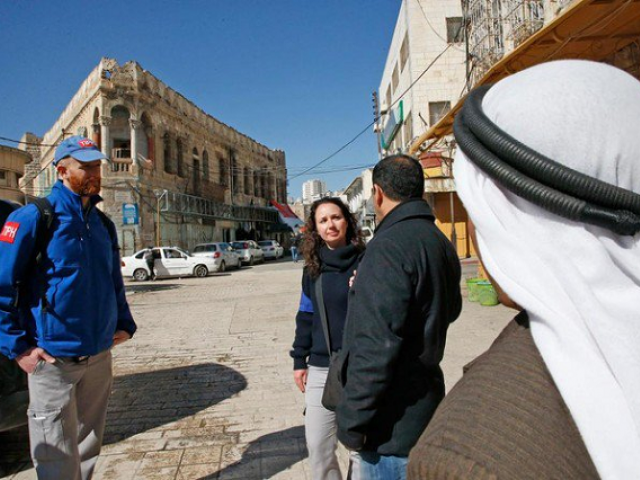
[29,197,55,267]
[13,198,55,310]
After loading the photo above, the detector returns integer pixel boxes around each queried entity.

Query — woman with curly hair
[290,197,365,480]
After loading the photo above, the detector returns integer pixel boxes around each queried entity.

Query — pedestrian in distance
[0,136,137,480]
[408,60,640,480]
[290,197,365,480]
[336,155,462,480]
[290,234,300,263]
[143,246,156,280]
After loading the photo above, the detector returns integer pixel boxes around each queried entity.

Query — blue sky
[0,1,400,199]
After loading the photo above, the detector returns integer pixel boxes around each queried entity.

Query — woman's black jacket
[290,244,361,370]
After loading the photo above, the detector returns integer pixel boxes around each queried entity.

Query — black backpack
[1,197,116,309]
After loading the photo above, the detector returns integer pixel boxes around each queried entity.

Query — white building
[378,0,467,155]
[342,169,374,228]
[302,179,327,203]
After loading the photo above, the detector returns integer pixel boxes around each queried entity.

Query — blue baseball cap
[54,136,108,165]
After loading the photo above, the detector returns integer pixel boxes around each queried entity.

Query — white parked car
[258,240,284,260]
[231,240,264,266]
[192,242,241,272]
[121,247,218,281]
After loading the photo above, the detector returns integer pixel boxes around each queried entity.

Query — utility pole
[372,91,383,160]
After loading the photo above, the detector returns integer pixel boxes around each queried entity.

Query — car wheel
[133,268,149,282]
[249,256,254,266]
[219,261,226,273]
[194,265,208,277]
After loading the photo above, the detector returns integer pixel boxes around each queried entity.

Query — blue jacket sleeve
[0,205,39,359]
[105,219,137,337]
[290,272,314,370]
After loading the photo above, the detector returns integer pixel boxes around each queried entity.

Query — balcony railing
[159,190,279,223]
[109,149,133,173]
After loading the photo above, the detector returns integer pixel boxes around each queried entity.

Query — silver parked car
[258,240,284,260]
[231,240,265,266]
[192,242,241,272]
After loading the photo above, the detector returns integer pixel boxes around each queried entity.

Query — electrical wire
[415,0,466,52]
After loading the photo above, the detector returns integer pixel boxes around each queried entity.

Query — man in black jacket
[336,154,462,479]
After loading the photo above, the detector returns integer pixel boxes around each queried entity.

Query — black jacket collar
[374,198,435,235]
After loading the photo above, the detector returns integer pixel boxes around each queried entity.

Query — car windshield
[258,241,272,247]
[232,242,248,250]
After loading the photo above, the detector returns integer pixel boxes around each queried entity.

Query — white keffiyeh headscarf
[453,60,640,479]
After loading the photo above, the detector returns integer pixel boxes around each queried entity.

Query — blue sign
[122,203,139,225]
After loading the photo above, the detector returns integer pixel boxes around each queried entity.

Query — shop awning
[409,0,640,154]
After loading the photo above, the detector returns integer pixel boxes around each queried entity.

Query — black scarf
[319,244,360,273]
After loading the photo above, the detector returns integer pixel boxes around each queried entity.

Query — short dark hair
[372,154,424,201]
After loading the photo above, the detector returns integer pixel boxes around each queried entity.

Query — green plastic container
[476,281,499,306]
[465,278,484,302]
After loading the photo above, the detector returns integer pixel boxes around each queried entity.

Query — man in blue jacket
[0,136,137,480]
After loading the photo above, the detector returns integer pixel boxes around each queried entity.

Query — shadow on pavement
[105,363,247,443]
[125,283,182,294]
[0,363,248,475]
[199,426,307,480]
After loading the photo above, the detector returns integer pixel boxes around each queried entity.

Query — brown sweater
[408,313,599,480]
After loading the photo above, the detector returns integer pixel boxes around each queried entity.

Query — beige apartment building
[22,58,288,255]
[0,144,31,205]
[378,0,471,256]
[410,0,640,148]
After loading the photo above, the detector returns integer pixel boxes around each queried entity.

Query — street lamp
[154,189,168,247]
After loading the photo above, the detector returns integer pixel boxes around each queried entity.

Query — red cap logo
[0,222,20,244]
[78,140,94,148]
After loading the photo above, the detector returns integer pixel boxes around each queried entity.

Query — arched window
[244,167,251,195]
[253,170,260,197]
[202,150,209,182]
[219,155,228,186]
[231,152,239,194]
[176,138,185,177]
[163,133,174,174]
[192,148,200,194]
[140,113,154,165]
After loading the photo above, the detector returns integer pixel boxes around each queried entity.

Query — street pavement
[0,258,513,480]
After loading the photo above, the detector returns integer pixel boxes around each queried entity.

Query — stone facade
[24,58,287,255]
[0,144,32,204]
[378,0,466,154]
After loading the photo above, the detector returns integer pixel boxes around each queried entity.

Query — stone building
[378,0,471,256]
[21,58,287,255]
[406,0,640,257]
[378,0,466,155]
[0,144,32,205]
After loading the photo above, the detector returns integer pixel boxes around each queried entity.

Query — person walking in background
[408,61,640,479]
[290,197,365,480]
[0,136,137,480]
[336,155,461,480]
[143,247,156,280]
[290,234,300,263]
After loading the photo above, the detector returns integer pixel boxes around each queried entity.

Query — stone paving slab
[0,259,512,479]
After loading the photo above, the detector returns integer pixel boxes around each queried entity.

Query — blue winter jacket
[0,181,136,359]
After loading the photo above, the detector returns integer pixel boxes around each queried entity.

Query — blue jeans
[348,451,407,480]
[291,246,298,262]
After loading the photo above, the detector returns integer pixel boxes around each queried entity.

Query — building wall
[302,179,327,203]
[0,145,31,204]
[27,58,287,255]
[379,0,467,154]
